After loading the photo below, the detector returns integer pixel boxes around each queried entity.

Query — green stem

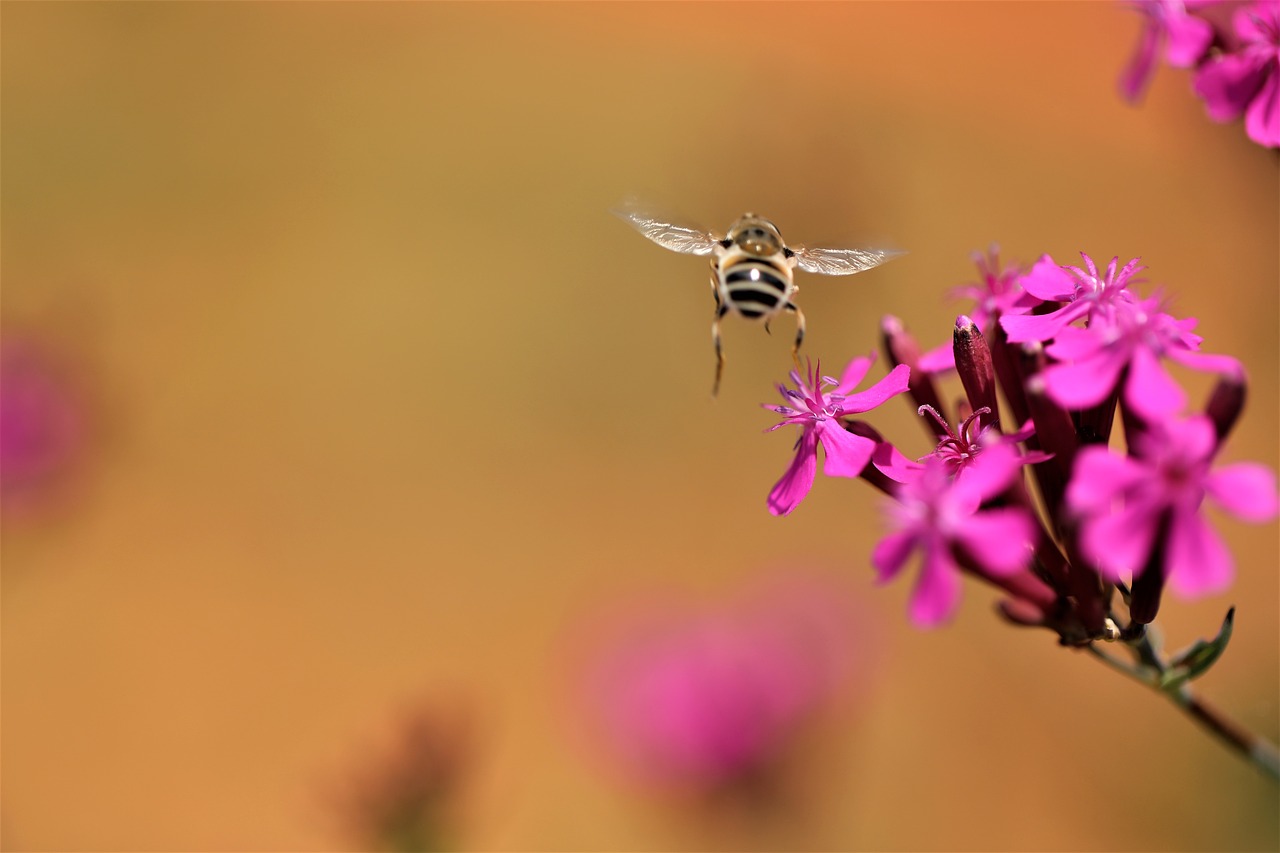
[1085,627,1279,783]
[1085,644,1152,683]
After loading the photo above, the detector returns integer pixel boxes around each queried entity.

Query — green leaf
[1158,607,1234,693]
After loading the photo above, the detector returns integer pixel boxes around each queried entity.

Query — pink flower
[1119,0,1216,102]
[1067,415,1279,597]
[583,575,857,792]
[872,448,1038,627]
[1194,1,1280,147]
[1,338,86,514]
[764,356,910,516]
[1001,253,1142,344]
[1041,293,1242,420]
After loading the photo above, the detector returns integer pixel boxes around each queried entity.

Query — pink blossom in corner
[1194,1,1280,147]
[764,356,910,516]
[1118,0,1216,102]
[1001,253,1142,344]
[1041,293,1243,420]
[872,449,1037,627]
[1066,415,1278,597]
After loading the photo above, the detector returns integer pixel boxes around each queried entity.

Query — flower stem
[1170,687,1280,781]
[1086,631,1280,782]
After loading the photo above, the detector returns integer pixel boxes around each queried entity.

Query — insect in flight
[615,206,903,395]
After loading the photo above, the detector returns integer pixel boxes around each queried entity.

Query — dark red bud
[1206,371,1247,445]
[953,316,1000,431]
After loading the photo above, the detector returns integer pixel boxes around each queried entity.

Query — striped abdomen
[717,254,793,321]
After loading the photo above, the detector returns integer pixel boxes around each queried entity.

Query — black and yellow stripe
[721,257,790,320]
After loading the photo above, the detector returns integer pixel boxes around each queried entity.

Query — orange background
[3,3,1277,850]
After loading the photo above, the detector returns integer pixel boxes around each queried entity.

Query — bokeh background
[3,2,1277,850]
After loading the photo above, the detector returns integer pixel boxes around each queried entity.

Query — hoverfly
[615,206,903,394]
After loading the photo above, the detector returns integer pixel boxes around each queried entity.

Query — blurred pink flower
[1066,414,1278,597]
[763,356,910,516]
[1,338,86,514]
[1194,0,1280,147]
[918,247,1037,374]
[584,575,858,794]
[1119,0,1216,102]
[872,447,1037,627]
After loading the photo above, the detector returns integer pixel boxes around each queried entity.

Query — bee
[615,206,903,394]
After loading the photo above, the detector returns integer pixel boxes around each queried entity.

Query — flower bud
[953,316,1001,430]
[1205,370,1247,445]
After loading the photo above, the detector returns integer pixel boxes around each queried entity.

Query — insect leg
[786,301,806,371]
[712,303,728,397]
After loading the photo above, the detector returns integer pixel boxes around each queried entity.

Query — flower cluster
[1118,0,1279,148]
[763,250,1277,642]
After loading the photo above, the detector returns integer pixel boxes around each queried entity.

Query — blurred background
[2,3,1277,850]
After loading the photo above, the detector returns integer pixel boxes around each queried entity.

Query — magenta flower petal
[1166,347,1244,377]
[1160,413,1217,461]
[872,441,923,484]
[1067,447,1146,515]
[952,441,1022,505]
[1119,18,1163,102]
[815,420,875,478]
[1245,66,1280,147]
[1238,1,1278,41]
[1018,255,1077,301]
[1042,346,1128,410]
[1165,9,1214,66]
[909,542,962,628]
[1043,325,1101,361]
[916,342,956,374]
[834,354,875,396]
[1080,499,1161,579]
[1205,463,1280,522]
[953,508,1036,575]
[1195,52,1267,121]
[872,529,917,581]
[839,364,911,413]
[1124,344,1188,420]
[1000,302,1088,344]
[767,429,818,517]
[1165,507,1234,597]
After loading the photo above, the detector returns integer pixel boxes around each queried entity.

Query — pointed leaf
[1158,607,1234,693]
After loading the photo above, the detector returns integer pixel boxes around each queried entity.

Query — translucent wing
[613,205,720,256]
[791,245,905,276]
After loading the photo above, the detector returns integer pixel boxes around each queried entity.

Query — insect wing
[613,207,720,256]
[791,245,904,276]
